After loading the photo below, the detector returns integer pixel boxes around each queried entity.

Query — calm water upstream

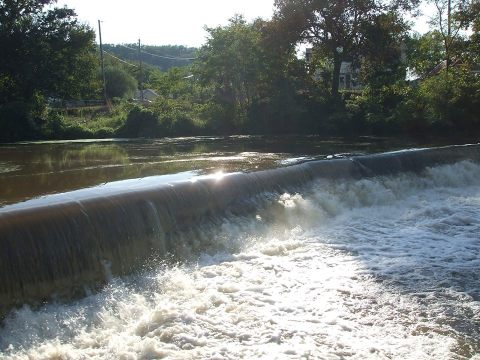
[0,135,426,207]
[0,136,479,359]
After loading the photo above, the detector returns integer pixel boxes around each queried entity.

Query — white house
[338,62,362,90]
[305,48,363,90]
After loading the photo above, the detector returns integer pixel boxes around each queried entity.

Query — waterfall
[0,144,479,318]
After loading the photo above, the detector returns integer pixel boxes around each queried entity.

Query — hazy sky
[58,0,431,47]
[58,0,276,46]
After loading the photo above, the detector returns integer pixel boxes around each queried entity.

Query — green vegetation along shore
[1,0,479,142]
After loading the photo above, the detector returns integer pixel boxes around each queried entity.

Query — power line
[103,51,139,67]
[119,44,196,61]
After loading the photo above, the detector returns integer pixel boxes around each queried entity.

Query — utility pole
[138,39,144,102]
[446,0,451,72]
[98,20,107,104]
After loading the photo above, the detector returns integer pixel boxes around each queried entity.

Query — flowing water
[0,136,426,207]
[0,137,479,359]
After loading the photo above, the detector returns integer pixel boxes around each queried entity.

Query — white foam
[1,161,479,359]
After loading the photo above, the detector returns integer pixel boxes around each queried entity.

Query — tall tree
[193,15,306,133]
[273,0,417,96]
[104,66,138,99]
[406,31,445,78]
[428,0,469,71]
[0,0,97,140]
[194,15,267,131]
[359,11,409,88]
[455,0,480,67]
[0,0,96,103]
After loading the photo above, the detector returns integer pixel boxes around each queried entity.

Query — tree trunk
[332,51,341,97]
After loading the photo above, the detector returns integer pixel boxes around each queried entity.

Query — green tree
[428,0,469,71]
[104,66,138,99]
[406,31,445,78]
[393,68,480,135]
[359,11,409,88]
[253,19,312,133]
[273,0,417,97]
[149,66,195,100]
[0,0,97,141]
[456,0,480,67]
[194,15,268,131]
[193,15,307,134]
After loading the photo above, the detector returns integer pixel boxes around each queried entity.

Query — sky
[58,0,432,47]
[58,0,276,46]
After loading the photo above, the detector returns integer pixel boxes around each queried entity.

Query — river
[0,136,479,359]
[0,136,431,207]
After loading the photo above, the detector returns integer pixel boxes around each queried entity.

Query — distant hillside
[103,44,197,71]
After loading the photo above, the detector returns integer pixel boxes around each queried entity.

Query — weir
[0,144,479,318]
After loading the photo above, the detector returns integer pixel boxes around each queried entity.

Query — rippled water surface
[0,135,443,206]
[1,159,479,359]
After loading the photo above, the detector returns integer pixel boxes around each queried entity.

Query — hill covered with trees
[102,44,197,71]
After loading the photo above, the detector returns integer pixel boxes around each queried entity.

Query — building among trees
[305,48,362,90]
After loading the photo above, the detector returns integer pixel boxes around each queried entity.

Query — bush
[418,69,480,132]
[41,111,66,139]
[122,106,158,138]
[62,124,93,139]
[105,67,138,99]
[0,98,46,142]
[348,83,406,135]
[170,115,196,135]
[390,69,480,136]
[93,127,116,138]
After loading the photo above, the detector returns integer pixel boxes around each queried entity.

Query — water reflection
[0,135,457,207]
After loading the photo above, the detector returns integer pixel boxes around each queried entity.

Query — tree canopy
[0,0,97,140]
[0,0,479,142]
[193,15,309,133]
[406,31,445,78]
[272,0,417,95]
[0,0,97,102]
[104,67,137,99]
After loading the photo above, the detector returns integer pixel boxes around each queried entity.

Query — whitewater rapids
[1,160,479,359]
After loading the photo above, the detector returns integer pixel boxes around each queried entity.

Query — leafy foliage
[359,12,409,88]
[0,0,479,142]
[0,0,97,141]
[193,15,309,133]
[428,0,470,71]
[273,0,416,96]
[104,67,138,99]
[406,31,445,78]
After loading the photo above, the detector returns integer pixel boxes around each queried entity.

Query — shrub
[122,106,158,138]
[0,98,46,142]
[93,127,116,138]
[104,67,138,99]
[418,69,480,133]
[170,115,196,135]
[42,111,66,139]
